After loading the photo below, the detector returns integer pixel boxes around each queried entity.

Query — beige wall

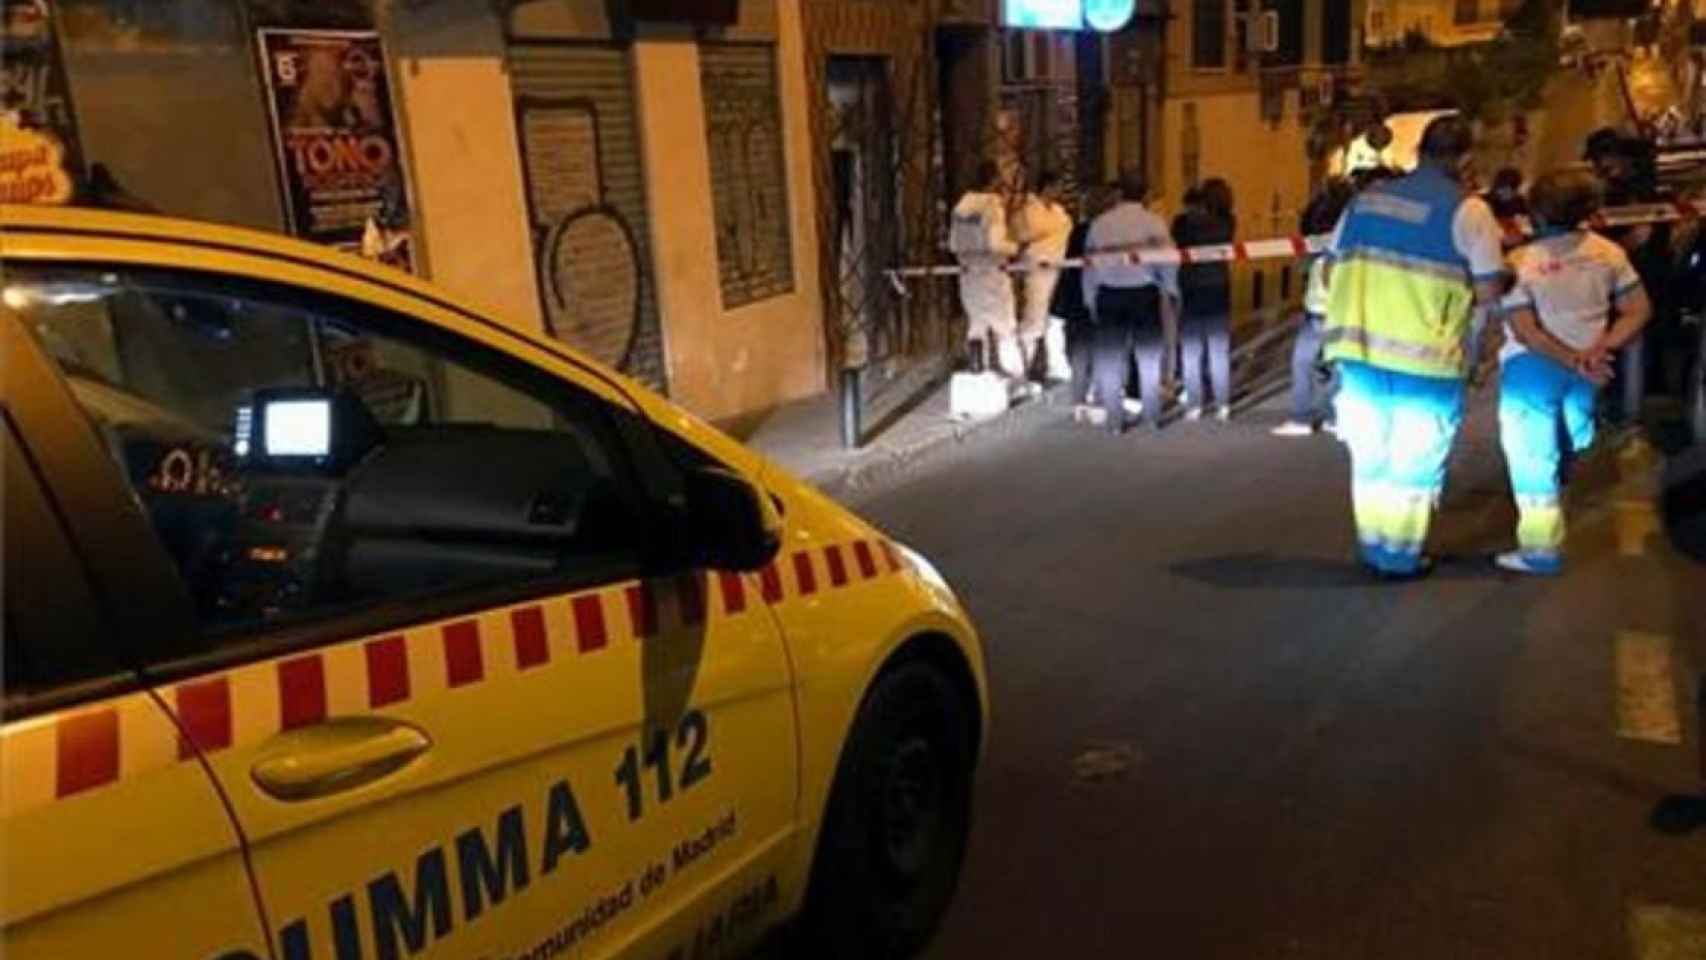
[388,5,544,338]
[58,10,282,231]
[1158,91,1314,315]
[388,3,824,422]
[631,9,826,421]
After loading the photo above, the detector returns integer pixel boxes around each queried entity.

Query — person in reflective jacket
[1322,115,1509,579]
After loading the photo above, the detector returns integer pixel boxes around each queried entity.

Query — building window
[1322,0,1352,64]
[699,42,795,309]
[1454,0,1480,23]
[1232,0,1251,71]
[1268,0,1304,66]
[1193,0,1228,68]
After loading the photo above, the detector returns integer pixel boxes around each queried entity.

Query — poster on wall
[1,0,83,204]
[256,27,415,271]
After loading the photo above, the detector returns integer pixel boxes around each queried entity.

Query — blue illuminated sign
[1003,0,1082,30]
[1004,0,1136,31]
[1085,0,1137,30]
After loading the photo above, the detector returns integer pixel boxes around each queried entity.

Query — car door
[0,314,269,959]
[5,251,799,960]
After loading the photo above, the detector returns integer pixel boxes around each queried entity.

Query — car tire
[797,660,975,959]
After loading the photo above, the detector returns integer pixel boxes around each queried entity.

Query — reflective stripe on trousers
[1498,352,1598,573]
[1334,360,1465,573]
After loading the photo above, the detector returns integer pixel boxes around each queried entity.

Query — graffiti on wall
[517,98,643,373]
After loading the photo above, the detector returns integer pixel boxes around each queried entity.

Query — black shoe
[1367,556,1435,582]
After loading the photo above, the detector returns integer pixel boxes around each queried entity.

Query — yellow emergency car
[0,205,988,960]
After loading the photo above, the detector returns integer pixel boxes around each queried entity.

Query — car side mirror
[683,466,782,573]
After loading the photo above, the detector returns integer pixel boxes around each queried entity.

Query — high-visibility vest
[1323,167,1476,379]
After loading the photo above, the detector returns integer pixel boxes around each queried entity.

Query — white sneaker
[1494,551,1559,576]
[1271,421,1314,437]
[1184,406,1204,421]
[1071,404,1091,423]
[1121,398,1144,416]
[1085,407,1109,426]
[1216,405,1232,423]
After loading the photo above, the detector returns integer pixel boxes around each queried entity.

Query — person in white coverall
[1014,169,1075,382]
[950,160,1023,379]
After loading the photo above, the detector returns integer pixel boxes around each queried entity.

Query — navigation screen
[264,399,332,458]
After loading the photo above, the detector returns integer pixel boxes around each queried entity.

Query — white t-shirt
[1499,231,1643,362]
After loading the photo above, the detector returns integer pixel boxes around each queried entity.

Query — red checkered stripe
[1,538,908,814]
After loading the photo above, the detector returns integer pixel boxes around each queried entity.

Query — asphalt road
[851,388,1706,959]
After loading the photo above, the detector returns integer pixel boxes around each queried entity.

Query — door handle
[251,716,431,802]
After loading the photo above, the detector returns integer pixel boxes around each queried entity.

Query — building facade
[14,0,827,424]
[1159,0,1364,317]
[1364,0,1515,47]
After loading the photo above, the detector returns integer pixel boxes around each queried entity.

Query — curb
[804,384,1070,501]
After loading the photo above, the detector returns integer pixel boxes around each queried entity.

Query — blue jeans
[1334,360,1466,573]
[1290,314,1339,424]
[1180,311,1231,409]
[1498,352,1597,572]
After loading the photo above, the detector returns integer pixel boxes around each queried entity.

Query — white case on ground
[950,371,1015,420]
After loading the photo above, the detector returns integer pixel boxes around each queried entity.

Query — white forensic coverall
[1014,194,1074,380]
[949,190,1023,378]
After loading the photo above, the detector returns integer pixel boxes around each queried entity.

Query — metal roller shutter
[699,42,795,309]
[508,42,668,392]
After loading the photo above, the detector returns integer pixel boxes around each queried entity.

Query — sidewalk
[730,379,1066,499]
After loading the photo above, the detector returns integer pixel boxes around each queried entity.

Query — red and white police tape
[884,197,1706,291]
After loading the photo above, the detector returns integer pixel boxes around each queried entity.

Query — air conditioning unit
[1246,10,1281,53]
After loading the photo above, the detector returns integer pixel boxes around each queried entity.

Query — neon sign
[1003,0,1137,31]
[1085,0,1137,31]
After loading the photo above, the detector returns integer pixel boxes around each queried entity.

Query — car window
[8,265,657,657]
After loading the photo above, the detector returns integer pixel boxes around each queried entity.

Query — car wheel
[799,661,975,959]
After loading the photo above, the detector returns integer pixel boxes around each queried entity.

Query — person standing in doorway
[1015,169,1075,381]
[1495,170,1651,575]
[1172,177,1236,421]
[1322,115,1508,579]
[949,160,1022,379]
[1084,168,1179,434]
